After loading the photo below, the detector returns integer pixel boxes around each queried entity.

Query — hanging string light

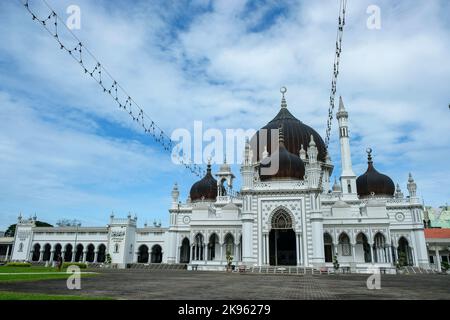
[19,0,205,178]
[317,0,347,194]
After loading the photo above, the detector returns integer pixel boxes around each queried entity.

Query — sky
[0,0,449,230]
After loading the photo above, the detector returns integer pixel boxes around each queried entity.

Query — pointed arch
[268,206,296,231]
[180,237,190,263]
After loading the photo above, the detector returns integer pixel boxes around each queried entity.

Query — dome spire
[366,147,373,164]
[280,87,287,109]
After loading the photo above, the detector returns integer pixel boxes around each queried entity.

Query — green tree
[333,255,340,271]
[4,221,53,237]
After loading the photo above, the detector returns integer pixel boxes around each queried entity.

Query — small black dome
[356,150,395,198]
[190,163,220,202]
[259,128,305,181]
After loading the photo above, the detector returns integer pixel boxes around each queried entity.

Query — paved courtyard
[1,269,449,300]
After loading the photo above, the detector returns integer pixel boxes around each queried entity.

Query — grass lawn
[0,266,97,282]
[0,291,113,300]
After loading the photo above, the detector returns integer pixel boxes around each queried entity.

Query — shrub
[441,261,449,272]
[5,262,31,267]
[62,262,87,269]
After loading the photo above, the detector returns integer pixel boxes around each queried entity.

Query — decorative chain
[19,0,205,178]
[317,0,347,194]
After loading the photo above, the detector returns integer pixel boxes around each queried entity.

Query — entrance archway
[43,244,51,261]
[53,244,62,261]
[64,244,73,262]
[138,245,149,263]
[356,233,371,263]
[151,245,162,263]
[208,233,219,261]
[180,238,190,263]
[86,244,95,262]
[398,237,413,266]
[32,243,41,261]
[97,244,106,263]
[269,210,296,266]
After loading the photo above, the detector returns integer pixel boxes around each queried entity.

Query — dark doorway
[138,245,149,263]
[269,229,296,266]
[64,244,73,262]
[151,245,162,263]
[180,238,190,263]
[324,233,333,263]
[269,210,296,266]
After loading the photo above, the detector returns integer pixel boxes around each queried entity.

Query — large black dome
[251,94,326,162]
[356,150,395,198]
[190,163,219,202]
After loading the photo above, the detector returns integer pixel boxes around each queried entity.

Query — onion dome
[190,162,220,202]
[332,178,342,193]
[356,148,395,198]
[251,87,327,162]
[259,126,305,180]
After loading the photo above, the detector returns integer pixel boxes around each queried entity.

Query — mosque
[8,91,431,273]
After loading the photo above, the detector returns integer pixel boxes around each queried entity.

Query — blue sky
[0,0,449,230]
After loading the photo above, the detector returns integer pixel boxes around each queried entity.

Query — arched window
[324,233,333,262]
[86,244,95,262]
[32,243,41,261]
[373,233,387,263]
[338,233,351,256]
[18,243,23,252]
[53,244,62,261]
[180,238,190,263]
[193,233,204,261]
[64,244,73,262]
[151,245,162,263]
[75,244,84,262]
[398,237,413,266]
[138,245,149,263]
[271,210,292,229]
[224,233,235,257]
[43,244,51,261]
[97,244,106,263]
[114,244,119,253]
[208,233,219,261]
[356,233,371,263]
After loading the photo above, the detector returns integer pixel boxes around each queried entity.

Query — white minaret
[336,96,357,198]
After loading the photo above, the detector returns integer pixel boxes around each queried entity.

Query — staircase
[128,263,187,270]
[403,266,438,274]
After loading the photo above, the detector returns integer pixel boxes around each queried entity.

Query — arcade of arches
[30,243,107,263]
[177,233,242,264]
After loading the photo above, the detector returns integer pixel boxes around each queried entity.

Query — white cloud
[0,0,448,228]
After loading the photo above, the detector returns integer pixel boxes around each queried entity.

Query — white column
[265,234,269,265]
[351,244,356,264]
[94,251,98,263]
[370,245,374,263]
[5,245,11,262]
[220,243,223,261]
[49,250,55,264]
[71,249,76,262]
[82,251,87,263]
[299,234,304,265]
[39,250,44,262]
[435,247,441,271]
[296,233,300,266]
[241,212,255,265]
[310,212,324,266]
[205,244,209,262]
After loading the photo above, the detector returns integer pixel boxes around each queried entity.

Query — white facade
[10,96,430,273]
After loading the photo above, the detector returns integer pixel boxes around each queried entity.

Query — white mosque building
[9,92,430,273]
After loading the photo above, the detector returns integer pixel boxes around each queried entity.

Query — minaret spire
[336,96,357,198]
